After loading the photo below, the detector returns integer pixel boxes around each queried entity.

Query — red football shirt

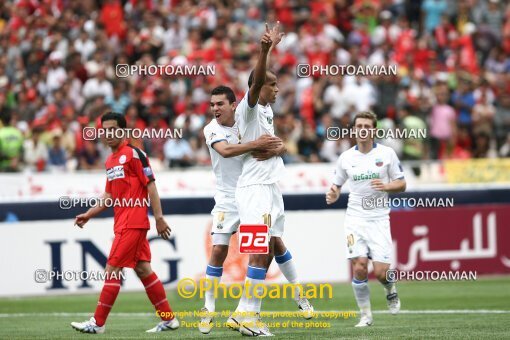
[104,141,155,233]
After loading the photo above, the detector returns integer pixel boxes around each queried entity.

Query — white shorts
[236,183,285,237]
[210,199,240,246]
[344,215,392,264]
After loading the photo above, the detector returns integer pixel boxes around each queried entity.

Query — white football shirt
[204,119,242,210]
[235,91,285,187]
[333,143,404,219]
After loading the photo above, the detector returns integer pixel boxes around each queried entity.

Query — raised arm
[266,21,285,67]
[248,25,273,107]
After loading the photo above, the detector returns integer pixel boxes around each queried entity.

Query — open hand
[156,217,171,240]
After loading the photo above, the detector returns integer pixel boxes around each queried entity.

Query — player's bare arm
[251,138,286,161]
[326,184,341,205]
[248,26,272,107]
[212,134,281,158]
[74,191,112,228]
[371,179,406,193]
[147,181,171,240]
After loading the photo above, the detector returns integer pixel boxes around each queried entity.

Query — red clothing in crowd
[100,0,126,39]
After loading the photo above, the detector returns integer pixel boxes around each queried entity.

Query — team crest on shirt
[143,166,153,177]
[209,132,216,141]
[266,116,273,125]
[119,155,127,164]
[375,158,383,167]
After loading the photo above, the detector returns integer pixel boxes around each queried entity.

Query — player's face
[353,117,375,143]
[210,94,235,126]
[102,119,124,149]
[260,72,278,104]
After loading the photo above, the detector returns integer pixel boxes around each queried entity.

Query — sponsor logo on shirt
[353,171,380,181]
[106,165,125,181]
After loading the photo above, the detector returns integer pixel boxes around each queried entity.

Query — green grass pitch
[1,276,509,339]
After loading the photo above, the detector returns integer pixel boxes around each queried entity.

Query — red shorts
[107,228,151,268]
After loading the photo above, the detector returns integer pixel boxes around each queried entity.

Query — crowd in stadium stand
[0,0,510,172]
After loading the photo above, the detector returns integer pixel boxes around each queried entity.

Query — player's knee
[352,261,368,280]
[134,263,152,278]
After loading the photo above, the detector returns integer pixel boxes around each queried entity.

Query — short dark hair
[353,111,378,128]
[101,112,126,128]
[211,85,236,104]
[247,70,276,88]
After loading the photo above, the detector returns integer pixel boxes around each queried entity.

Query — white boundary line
[1,310,509,318]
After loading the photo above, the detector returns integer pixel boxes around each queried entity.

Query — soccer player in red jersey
[71,112,178,334]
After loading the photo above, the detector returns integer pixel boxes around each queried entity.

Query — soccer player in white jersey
[230,23,313,337]
[198,86,281,334]
[200,83,313,334]
[326,111,406,327]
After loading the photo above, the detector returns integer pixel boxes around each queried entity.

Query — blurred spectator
[476,0,504,39]
[0,112,23,172]
[422,0,448,33]
[472,132,497,158]
[297,123,321,163]
[429,86,456,159]
[451,79,475,127]
[48,132,67,170]
[82,68,113,99]
[342,76,377,113]
[323,77,350,119]
[78,140,102,170]
[164,138,194,168]
[143,116,167,160]
[398,107,426,175]
[105,82,130,114]
[23,127,49,172]
[494,94,510,146]
[46,51,67,93]
[472,91,496,136]
[74,30,96,62]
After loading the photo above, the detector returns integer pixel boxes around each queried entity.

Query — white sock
[275,250,301,301]
[204,265,223,312]
[352,278,371,316]
[238,266,266,314]
[250,280,265,313]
